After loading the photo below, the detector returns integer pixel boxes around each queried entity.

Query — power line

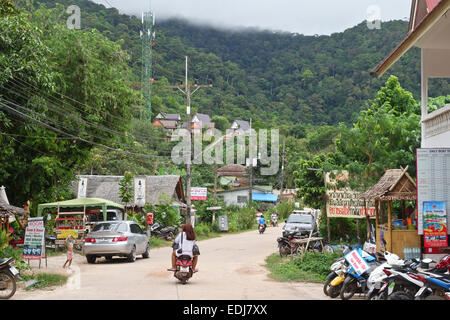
[0,100,176,159]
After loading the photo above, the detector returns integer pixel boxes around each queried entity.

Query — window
[92,222,120,232]
[116,223,128,233]
[237,196,247,203]
[130,224,143,234]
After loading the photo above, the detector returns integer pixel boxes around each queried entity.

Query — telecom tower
[141,8,155,121]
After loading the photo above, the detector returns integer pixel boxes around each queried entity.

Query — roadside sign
[218,215,228,231]
[206,206,222,211]
[23,217,45,260]
[344,249,370,276]
[191,187,207,200]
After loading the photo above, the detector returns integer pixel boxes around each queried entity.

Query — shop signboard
[326,171,375,219]
[344,249,370,276]
[22,217,45,260]
[191,187,207,201]
[417,149,450,236]
[423,201,448,248]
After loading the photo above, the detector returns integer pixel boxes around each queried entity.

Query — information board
[191,187,207,201]
[416,149,450,235]
[23,217,45,260]
[326,171,376,219]
[344,249,371,276]
[423,201,448,247]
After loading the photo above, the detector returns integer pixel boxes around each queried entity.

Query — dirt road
[13,226,330,300]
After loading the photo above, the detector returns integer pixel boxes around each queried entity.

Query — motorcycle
[150,223,176,241]
[258,223,266,234]
[339,248,379,300]
[277,232,303,257]
[271,216,278,227]
[173,255,194,285]
[0,258,21,299]
[421,274,450,300]
[323,245,352,298]
[366,250,405,300]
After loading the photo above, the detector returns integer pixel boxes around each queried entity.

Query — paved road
[14,226,330,300]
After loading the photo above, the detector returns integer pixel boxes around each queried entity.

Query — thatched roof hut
[0,197,27,217]
[360,167,416,201]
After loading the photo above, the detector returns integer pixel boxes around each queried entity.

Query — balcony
[422,104,450,147]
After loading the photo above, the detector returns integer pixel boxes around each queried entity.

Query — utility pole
[248,118,253,208]
[141,7,155,121]
[279,137,286,202]
[166,56,212,224]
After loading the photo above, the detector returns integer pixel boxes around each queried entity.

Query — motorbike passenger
[168,223,200,272]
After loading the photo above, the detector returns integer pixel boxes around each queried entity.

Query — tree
[119,172,133,213]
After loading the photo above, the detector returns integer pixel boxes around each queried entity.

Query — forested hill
[26,0,449,127]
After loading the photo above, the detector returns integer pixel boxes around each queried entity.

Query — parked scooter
[421,274,450,300]
[173,255,194,285]
[323,245,352,298]
[339,248,379,300]
[150,223,176,241]
[277,232,302,257]
[0,258,21,299]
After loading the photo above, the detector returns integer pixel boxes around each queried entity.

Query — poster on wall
[417,148,450,235]
[134,176,146,207]
[77,177,87,198]
[423,201,448,248]
[326,171,376,219]
[22,217,45,260]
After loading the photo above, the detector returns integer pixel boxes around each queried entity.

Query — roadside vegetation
[265,251,342,283]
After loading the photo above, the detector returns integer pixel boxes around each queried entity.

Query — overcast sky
[91,0,412,35]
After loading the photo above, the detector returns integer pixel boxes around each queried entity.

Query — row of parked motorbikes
[323,239,450,300]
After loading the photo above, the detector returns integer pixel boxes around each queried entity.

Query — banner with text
[423,201,448,248]
[191,187,207,201]
[23,217,45,260]
[326,171,375,219]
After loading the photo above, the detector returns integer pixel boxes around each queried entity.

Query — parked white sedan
[83,221,149,264]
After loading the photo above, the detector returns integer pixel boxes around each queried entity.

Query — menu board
[417,149,450,235]
[23,217,45,260]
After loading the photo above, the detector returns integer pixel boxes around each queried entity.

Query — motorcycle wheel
[165,232,174,241]
[388,291,414,300]
[340,277,358,300]
[323,272,336,297]
[0,271,16,300]
[279,245,290,257]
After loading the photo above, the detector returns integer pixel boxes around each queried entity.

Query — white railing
[422,104,450,138]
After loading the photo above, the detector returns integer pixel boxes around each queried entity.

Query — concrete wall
[221,189,250,207]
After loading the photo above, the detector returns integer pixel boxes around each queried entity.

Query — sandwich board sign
[23,217,45,261]
[344,249,370,276]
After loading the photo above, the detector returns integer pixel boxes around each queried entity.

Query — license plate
[9,266,19,276]
[181,267,189,273]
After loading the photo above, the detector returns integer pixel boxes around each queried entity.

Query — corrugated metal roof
[252,193,278,203]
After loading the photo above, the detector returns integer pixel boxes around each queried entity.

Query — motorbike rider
[168,223,200,272]
[258,215,267,229]
[270,211,278,226]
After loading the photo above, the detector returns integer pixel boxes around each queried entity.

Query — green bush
[0,246,31,272]
[195,223,211,237]
[0,230,11,250]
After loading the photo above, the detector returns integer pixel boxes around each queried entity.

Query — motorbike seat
[0,258,12,266]
[178,255,192,261]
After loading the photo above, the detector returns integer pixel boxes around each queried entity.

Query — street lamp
[307,168,331,244]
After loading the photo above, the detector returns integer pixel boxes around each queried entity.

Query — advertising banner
[417,148,450,235]
[423,201,448,248]
[191,187,207,201]
[23,217,45,260]
[326,171,375,219]
[134,176,146,207]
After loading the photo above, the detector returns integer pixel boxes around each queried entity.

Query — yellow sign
[57,229,79,239]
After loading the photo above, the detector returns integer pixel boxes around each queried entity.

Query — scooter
[173,255,194,285]
[339,248,379,300]
[150,223,176,241]
[420,274,450,300]
[277,232,303,257]
[271,216,278,227]
[258,223,266,234]
[366,251,405,300]
[323,245,353,298]
[0,258,21,299]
